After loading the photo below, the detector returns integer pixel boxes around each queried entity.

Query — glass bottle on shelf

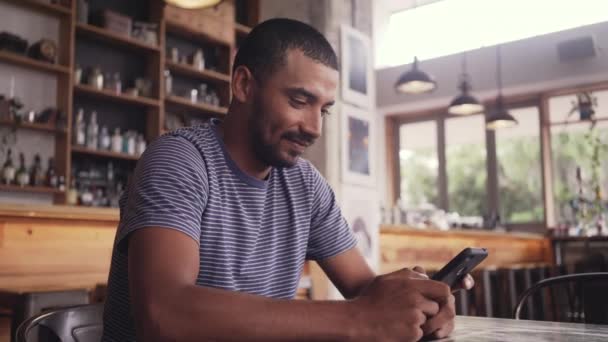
[74,108,86,146]
[164,70,173,95]
[136,134,146,156]
[123,131,136,155]
[80,186,93,206]
[16,153,29,187]
[192,48,205,70]
[2,149,16,185]
[30,154,45,186]
[88,66,104,90]
[67,178,78,205]
[86,111,99,150]
[107,161,114,184]
[111,128,122,153]
[99,125,111,150]
[113,73,122,94]
[58,175,66,191]
[46,157,58,188]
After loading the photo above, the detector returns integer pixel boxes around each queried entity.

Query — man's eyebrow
[286,87,334,106]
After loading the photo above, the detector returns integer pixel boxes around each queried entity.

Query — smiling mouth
[285,138,309,152]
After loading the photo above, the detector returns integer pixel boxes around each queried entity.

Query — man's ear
[232,65,255,103]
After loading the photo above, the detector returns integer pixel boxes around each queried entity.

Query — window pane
[495,107,544,223]
[549,90,608,123]
[399,121,439,208]
[445,115,487,216]
[551,120,608,224]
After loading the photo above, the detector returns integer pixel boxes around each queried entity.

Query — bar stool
[0,288,90,342]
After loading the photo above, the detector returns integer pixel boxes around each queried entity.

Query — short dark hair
[233,18,338,82]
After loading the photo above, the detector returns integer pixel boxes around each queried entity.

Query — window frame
[387,81,608,233]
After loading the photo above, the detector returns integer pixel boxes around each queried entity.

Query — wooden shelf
[165,19,231,48]
[166,61,231,85]
[165,95,228,116]
[0,119,64,133]
[71,145,140,161]
[0,50,70,75]
[74,84,160,108]
[75,23,160,53]
[3,0,72,18]
[234,23,252,36]
[0,184,65,195]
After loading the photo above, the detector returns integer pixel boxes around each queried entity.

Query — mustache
[282,131,316,147]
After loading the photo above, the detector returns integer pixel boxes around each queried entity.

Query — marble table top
[430,316,608,342]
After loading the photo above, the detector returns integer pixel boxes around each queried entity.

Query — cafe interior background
[1,0,608,339]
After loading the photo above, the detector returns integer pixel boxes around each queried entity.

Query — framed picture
[340,25,374,109]
[341,103,376,187]
[341,185,380,271]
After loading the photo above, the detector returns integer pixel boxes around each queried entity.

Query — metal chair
[514,272,608,324]
[15,303,104,342]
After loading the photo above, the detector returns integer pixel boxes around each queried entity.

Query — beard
[248,95,315,168]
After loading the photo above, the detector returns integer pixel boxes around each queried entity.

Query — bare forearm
[138,285,358,342]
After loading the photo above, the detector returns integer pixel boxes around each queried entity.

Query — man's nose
[301,110,322,140]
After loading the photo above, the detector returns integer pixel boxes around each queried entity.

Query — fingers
[452,274,475,292]
[387,267,429,280]
[414,278,452,302]
[416,294,441,317]
[421,294,456,337]
[413,265,427,277]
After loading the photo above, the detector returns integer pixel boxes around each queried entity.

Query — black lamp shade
[395,59,436,94]
[486,102,518,130]
[448,93,484,115]
[165,0,222,9]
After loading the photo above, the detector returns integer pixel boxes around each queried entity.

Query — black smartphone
[431,247,488,288]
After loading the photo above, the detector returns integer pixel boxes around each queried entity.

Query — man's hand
[413,266,475,340]
[350,268,451,342]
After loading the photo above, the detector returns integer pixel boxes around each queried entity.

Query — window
[495,107,544,223]
[445,115,487,216]
[378,0,608,68]
[549,91,608,224]
[399,121,439,208]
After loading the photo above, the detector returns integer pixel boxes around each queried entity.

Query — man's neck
[217,113,271,181]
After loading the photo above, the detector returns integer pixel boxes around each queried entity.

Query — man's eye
[290,98,307,107]
[321,109,331,117]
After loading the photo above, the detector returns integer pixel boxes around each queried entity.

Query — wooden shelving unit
[166,60,231,85]
[0,50,70,75]
[0,184,65,195]
[165,95,228,116]
[0,119,64,133]
[75,23,161,53]
[3,0,72,17]
[74,84,160,108]
[0,0,259,205]
[71,145,140,161]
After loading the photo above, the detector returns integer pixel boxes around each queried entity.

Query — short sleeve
[306,167,357,261]
[115,134,208,247]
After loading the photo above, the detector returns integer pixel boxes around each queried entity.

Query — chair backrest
[514,272,608,324]
[16,303,104,342]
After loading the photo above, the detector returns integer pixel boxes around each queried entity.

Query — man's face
[248,49,338,168]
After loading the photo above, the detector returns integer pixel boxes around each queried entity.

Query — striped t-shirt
[102,119,357,341]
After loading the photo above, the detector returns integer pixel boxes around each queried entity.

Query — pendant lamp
[486,45,517,130]
[448,53,483,115]
[395,57,436,94]
[164,0,223,9]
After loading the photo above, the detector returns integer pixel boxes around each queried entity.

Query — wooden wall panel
[380,226,553,275]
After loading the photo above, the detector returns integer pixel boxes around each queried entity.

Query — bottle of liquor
[46,157,58,188]
[2,149,16,185]
[16,153,29,187]
[99,125,111,150]
[111,128,122,153]
[86,111,99,150]
[67,178,78,205]
[74,108,86,146]
[30,154,45,186]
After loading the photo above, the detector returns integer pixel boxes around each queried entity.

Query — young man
[102,18,473,341]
